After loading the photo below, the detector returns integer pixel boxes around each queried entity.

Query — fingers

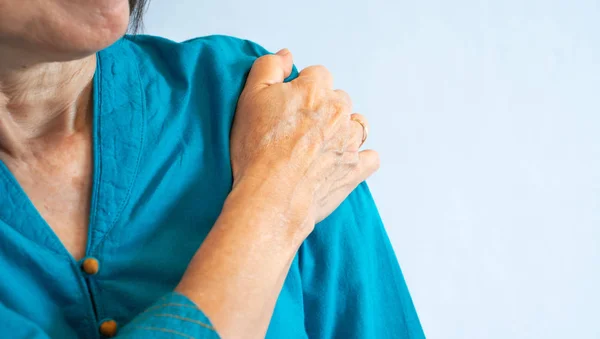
[355,149,381,183]
[314,148,380,223]
[327,111,370,156]
[245,49,294,90]
[334,89,352,109]
[332,149,380,195]
[297,65,334,89]
[337,113,369,153]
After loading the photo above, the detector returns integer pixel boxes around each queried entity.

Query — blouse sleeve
[117,292,220,338]
[299,182,426,338]
[0,293,220,338]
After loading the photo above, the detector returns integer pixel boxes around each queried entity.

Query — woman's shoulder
[124,34,271,58]
[99,34,278,122]
[115,34,272,82]
[97,34,275,139]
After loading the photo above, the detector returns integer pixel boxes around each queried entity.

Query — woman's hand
[231,49,380,228]
[177,50,379,338]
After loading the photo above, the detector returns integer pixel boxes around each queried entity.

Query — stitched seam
[89,53,103,245]
[130,326,196,339]
[152,313,214,330]
[92,42,146,252]
[88,53,106,322]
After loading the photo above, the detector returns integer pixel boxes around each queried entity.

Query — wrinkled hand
[231,49,380,227]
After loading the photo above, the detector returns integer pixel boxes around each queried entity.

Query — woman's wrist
[227,172,316,243]
[175,176,314,337]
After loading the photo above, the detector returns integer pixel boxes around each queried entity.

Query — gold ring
[351,116,368,148]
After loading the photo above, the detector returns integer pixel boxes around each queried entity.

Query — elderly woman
[0,0,424,338]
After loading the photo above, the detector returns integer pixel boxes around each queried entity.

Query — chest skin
[0,129,93,261]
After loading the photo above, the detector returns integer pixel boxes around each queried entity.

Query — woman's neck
[0,45,96,157]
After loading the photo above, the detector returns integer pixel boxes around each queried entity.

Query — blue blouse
[0,35,424,339]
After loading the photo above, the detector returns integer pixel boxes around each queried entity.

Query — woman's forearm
[176,176,312,338]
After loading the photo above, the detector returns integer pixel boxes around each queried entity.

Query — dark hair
[129,0,149,33]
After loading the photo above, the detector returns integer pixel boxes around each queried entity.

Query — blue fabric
[0,35,425,338]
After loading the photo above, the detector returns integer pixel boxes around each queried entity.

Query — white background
[143,1,600,338]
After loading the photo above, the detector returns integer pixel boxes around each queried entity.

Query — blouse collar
[0,38,145,258]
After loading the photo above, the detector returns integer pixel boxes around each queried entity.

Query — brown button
[99,319,118,338]
[81,257,100,275]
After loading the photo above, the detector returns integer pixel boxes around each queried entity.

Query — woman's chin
[41,14,131,62]
[17,0,132,62]
[0,0,133,63]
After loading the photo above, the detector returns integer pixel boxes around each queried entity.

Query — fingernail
[276,48,290,56]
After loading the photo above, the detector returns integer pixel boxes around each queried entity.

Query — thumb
[245,49,294,90]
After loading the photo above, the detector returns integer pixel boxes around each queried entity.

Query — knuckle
[253,54,277,67]
[308,64,330,75]
[332,90,349,108]
[337,89,352,105]
[335,88,348,97]
[303,79,321,93]
[304,65,333,83]
[297,80,322,108]
[338,96,353,114]
[336,90,353,113]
